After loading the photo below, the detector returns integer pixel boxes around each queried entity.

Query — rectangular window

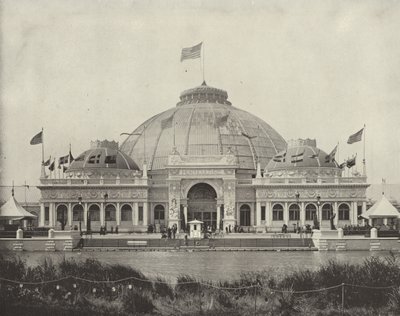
[357,205,362,216]
[45,207,49,221]
[261,206,266,221]
[138,206,143,221]
[272,210,283,221]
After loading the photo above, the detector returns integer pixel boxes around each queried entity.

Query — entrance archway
[187,183,217,230]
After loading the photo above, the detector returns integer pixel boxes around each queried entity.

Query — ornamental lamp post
[78,196,82,233]
[316,194,321,230]
[295,191,300,231]
[103,193,109,234]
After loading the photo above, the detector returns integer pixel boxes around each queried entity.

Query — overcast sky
[1,0,400,201]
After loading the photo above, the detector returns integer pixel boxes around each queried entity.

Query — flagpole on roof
[202,41,205,83]
[363,124,366,177]
[41,127,46,178]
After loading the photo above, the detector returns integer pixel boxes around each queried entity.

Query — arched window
[322,204,332,220]
[88,205,100,221]
[240,204,251,226]
[305,204,317,221]
[105,204,116,221]
[73,204,84,221]
[121,204,132,221]
[56,205,68,230]
[338,203,350,220]
[289,204,300,221]
[154,205,165,223]
[272,204,283,221]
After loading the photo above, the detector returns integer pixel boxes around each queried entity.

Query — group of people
[161,224,178,239]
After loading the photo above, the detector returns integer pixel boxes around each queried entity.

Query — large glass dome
[120,82,287,171]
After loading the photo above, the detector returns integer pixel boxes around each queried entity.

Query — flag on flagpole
[63,166,68,173]
[181,42,202,62]
[43,156,51,166]
[30,131,43,145]
[161,115,174,129]
[59,155,69,165]
[338,162,346,169]
[346,155,357,168]
[325,145,338,163]
[69,149,74,163]
[347,128,364,144]
[48,160,55,171]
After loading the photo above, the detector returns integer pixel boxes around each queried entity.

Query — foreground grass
[1,252,400,315]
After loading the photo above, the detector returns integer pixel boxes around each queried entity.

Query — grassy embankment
[1,253,400,315]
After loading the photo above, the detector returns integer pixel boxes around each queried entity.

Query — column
[333,202,339,226]
[216,205,221,230]
[352,202,358,225]
[49,202,55,227]
[362,201,367,214]
[283,202,289,225]
[133,202,138,226]
[100,202,105,226]
[300,202,305,226]
[68,203,72,227]
[256,201,261,226]
[116,202,121,226]
[265,202,271,228]
[84,203,88,227]
[143,202,148,226]
[40,203,45,227]
[184,205,188,227]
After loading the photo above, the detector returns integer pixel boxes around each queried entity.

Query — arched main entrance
[187,183,217,229]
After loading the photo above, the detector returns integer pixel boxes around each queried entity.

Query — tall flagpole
[202,41,205,83]
[363,124,366,177]
[40,127,46,178]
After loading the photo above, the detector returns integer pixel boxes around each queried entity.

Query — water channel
[3,250,397,281]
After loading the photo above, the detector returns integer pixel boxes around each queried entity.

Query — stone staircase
[370,241,381,251]
[63,240,74,251]
[335,241,347,251]
[12,241,23,251]
[317,239,329,251]
[45,240,56,251]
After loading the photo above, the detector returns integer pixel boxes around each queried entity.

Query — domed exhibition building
[37,83,369,232]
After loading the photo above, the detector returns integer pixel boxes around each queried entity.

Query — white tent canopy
[0,195,37,220]
[361,194,400,219]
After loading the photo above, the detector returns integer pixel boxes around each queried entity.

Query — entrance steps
[12,241,24,251]
[335,241,347,251]
[63,240,73,251]
[45,240,56,251]
[370,241,381,251]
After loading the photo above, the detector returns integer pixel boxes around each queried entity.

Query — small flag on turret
[59,155,69,165]
[48,160,55,171]
[346,156,357,168]
[43,157,51,166]
[30,131,43,145]
[325,145,338,163]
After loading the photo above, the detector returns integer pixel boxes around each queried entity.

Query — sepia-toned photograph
[1,0,400,315]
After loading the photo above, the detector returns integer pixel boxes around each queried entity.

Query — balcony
[253,176,368,186]
[39,177,148,186]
